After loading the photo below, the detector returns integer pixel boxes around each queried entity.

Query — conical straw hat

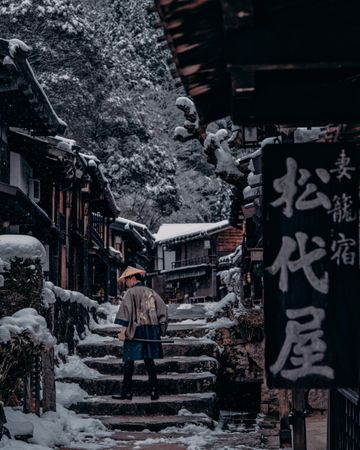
[118,266,145,281]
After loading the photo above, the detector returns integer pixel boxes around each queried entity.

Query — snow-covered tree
[0,0,233,229]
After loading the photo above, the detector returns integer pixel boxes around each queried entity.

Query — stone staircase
[60,322,220,432]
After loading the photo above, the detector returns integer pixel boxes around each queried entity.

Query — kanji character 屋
[270,306,334,382]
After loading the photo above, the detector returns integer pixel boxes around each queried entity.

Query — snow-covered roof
[116,217,149,231]
[114,217,154,242]
[155,220,230,245]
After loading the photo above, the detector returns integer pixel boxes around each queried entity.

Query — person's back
[114,267,168,401]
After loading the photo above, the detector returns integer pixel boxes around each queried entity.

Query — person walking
[113,266,168,401]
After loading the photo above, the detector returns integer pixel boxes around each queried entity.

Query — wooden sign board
[263,144,360,388]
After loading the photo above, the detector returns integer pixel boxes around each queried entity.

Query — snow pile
[177,408,208,418]
[204,293,237,319]
[81,333,114,344]
[2,401,111,450]
[94,302,119,328]
[55,381,89,408]
[177,304,194,310]
[0,235,46,267]
[55,354,102,380]
[131,421,264,450]
[205,317,235,329]
[42,282,98,310]
[0,308,55,347]
[177,319,206,325]
[218,268,241,293]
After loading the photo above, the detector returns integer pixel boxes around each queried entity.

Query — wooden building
[0,38,121,303]
[155,2,360,446]
[110,217,155,295]
[0,37,66,277]
[153,221,243,302]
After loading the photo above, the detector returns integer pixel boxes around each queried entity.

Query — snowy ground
[1,383,115,450]
[0,301,276,450]
[0,303,121,450]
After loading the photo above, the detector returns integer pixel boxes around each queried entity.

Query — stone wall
[211,309,265,411]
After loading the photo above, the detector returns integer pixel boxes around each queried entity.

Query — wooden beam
[230,69,360,124]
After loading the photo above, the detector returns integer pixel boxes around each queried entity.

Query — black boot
[145,359,160,400]
[112,360,134,400]
[112,391,132,400]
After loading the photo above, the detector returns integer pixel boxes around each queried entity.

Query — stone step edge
[57,371,216,383]
[78,392,216,404]
[83,355,219,364]
[94,414,216,431]
[93,324,208,333]
[78,337,216,346]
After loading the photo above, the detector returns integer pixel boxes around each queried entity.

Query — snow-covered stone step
[71,392,218,419]
[58,371,216,396]
[93,323,208,339]
[95,413,215,431]
[84,355,219,376]
[76,338,218,359]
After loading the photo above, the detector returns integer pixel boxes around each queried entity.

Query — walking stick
[131,338,174,343]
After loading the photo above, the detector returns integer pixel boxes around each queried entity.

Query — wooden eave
[155,0,360,125]
[110,221,147,250]
[0,181,58,241]
[155,0,232,123]
[0,38,66,135]
[8,128,78,178]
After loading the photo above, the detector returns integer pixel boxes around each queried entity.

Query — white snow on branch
[175,96,198,121]
[0,308,55,347]
[174,126,193,142]
[8,38,31,58]
[204,292,237,318]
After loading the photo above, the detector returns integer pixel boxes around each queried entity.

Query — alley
[1,1,359,449]
[57,304,279,450]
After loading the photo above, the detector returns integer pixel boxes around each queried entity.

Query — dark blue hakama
[115,319,163,361]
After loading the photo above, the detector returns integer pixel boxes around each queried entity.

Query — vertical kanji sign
[263,144,360,388]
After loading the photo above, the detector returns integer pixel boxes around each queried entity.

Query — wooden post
[23,353,41,416]
[292,389,307,450]
[42,347,56,412]
[239,267,245,309]
[278,389,292,448]
[0,119,10,184]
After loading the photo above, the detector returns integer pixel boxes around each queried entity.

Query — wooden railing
[329,389,360,449]
[171,255,217,269]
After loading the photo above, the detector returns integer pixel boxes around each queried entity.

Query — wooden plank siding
[215,227,243,256]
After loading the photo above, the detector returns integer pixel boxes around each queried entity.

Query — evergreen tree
[0,0,231,230]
